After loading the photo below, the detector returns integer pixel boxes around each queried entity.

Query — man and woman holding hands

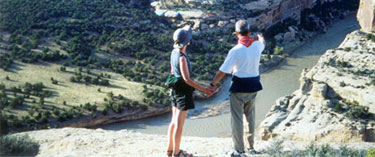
[167,20,266,157]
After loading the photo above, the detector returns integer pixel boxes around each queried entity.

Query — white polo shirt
[219,41,265,78]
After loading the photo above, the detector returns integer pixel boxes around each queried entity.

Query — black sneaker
[231,150,246,157]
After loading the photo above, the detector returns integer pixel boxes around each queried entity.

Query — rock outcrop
[18,127,375,156]
[357,0,375,32]
[259,30,375,143]
[242,0,316,29]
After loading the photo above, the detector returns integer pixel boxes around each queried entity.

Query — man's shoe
[230,150,246,157]
[248,149,260,155]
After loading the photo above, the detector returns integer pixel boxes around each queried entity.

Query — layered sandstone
[259,30,375,143]
[357,0,375,32]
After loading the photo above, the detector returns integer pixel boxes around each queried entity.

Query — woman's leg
[167,106,177,152]
[173,108,188,154]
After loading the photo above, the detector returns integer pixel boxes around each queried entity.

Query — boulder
[201,24,208,30]
[274,33,284,42]
[192,20,201,30]
[357,0,375,32]
[288,26,297,34]
[218,21,228,27]
[283,32,294,42]
[310,82,328,98]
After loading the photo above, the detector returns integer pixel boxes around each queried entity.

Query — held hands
[202,86,214,97]
[208,85,215,93]
[202,84,216,97]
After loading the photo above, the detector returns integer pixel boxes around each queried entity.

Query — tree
[9,96,24,108]
[0,112,8,135]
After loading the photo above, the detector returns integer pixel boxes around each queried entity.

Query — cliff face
[259,30,375,143]
[357,0,375,32]
[243,0,316,29]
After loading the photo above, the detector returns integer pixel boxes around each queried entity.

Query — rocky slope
[258,30,375,142]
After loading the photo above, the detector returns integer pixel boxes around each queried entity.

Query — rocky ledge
[259,30,375,143]
[16,127,375,156]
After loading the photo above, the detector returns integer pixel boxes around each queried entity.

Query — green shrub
[333,102,344,112]
[273,46,284,55]
[0,134,39,156]
[366,34,373,40]
[337,60,349,68]
[367,148,375,157]
[340,81,346,87]
[348,105,370,119]
[344,47,351,52]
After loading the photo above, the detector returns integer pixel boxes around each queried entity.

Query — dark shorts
[170,89,195,111]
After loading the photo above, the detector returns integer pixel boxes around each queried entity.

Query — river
[98,15,359,137]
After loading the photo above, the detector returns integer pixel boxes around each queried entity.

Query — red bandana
[238,36,255,47]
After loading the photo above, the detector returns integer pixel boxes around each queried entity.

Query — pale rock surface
[18,128,375,156]
[259,30,375,143]
[192,20,201,30]
[283,32,294,42]
[209,24,215,28]
[218,21,228,27]
[357,0,375,32]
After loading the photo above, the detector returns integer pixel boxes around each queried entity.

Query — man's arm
[211,70,225,86]
[257,33,266,47]
[208,70,226,91]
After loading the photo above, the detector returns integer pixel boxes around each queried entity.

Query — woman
[166,26,213,157]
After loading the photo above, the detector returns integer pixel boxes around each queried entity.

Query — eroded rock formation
[259,30,375,143]
[357,0,375,32]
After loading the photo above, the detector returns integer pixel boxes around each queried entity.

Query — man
[209,20,265,156]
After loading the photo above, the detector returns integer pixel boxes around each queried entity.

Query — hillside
[0,0,360,134]
[0,0,228,133]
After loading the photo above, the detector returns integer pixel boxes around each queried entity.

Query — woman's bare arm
[179,57,212,96]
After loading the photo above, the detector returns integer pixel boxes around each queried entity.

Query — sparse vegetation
[366,33,375,42]
[347,105,371,119]
[340,81,346,87]
[273,46,284,55]
[367,148,375,157]
[264,140,369,156]
[0,134,39,156]
[344,47,351,52]
[331,100,373,120]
